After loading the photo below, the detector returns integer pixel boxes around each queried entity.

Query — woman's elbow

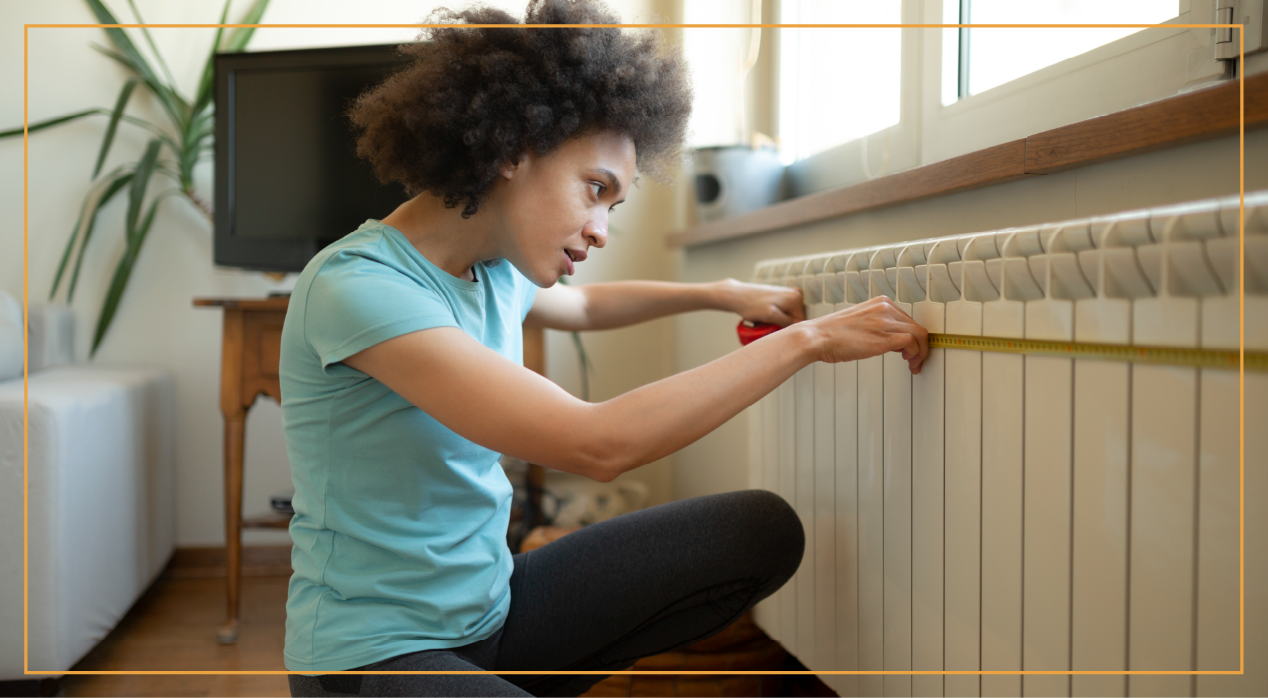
[568,431,641,483]
[587,462,620,483]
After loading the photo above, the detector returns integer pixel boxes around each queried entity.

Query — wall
[671,128,1268,500]
[0,0,683,547]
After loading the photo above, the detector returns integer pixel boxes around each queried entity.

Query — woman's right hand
[806,296,929,374]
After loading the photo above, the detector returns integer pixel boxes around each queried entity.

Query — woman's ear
[499,156,522,180]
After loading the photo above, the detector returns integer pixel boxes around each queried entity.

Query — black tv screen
[214,44,413,272]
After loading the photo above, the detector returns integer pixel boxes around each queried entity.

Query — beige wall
[670,128,1268,500]
[1,0,685,546]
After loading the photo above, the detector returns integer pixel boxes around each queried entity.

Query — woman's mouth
[563,248,586,276]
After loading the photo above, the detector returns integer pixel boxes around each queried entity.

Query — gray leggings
[288,489,804,697]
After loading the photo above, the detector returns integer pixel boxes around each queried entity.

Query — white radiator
[748,191,1268,697]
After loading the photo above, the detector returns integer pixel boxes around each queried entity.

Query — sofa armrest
[0,367,175,678]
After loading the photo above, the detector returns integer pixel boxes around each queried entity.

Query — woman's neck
[381,194,501,282]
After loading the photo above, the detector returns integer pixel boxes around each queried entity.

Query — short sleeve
[303,252,458,371]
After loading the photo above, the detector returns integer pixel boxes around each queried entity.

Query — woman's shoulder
[287,223,450,331]
[295,222,425,294]
[310,221,403,272]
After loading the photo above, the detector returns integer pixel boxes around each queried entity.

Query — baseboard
[165,545,292,579]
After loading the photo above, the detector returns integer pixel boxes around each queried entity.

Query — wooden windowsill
[669,71,1268,248]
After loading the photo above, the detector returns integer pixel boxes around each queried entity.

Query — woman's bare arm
[524,279,804,331]
[342,296,927,482]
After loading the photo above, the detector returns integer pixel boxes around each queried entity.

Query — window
[778,2,902,163]
[924,0,1212,166]
[951,0,1181,101]
[684,0,1227,198]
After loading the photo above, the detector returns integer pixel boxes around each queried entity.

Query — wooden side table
[196,295,547,644]
[194,296,291,644]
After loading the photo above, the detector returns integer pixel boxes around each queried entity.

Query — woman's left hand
[715,278,805,327]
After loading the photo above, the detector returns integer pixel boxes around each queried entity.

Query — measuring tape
[738,322,1267,372]
[931,333,1268,373]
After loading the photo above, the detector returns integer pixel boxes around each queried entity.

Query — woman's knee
[707,489,804,583]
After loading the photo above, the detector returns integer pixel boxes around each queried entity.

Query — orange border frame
[21,21,1247,679]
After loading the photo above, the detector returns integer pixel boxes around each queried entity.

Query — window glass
[959,0,1180,98]
[683,2,753,147]
[779,1,902,163]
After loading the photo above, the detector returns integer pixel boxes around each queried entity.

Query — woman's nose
[584,219,608,249]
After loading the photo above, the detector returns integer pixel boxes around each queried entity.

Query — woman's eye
[589,181,604,197]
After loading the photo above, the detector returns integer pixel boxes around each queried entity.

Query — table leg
[218,410,247,644]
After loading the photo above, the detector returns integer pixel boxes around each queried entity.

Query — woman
[281,1,928,695]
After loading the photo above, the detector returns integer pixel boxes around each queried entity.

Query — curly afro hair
[348,0,693,218]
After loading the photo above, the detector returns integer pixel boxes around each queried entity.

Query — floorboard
[59,575,290,697]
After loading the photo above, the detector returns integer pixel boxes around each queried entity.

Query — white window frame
[775,0,1232,196]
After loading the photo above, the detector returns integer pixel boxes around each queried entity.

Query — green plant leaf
[224,0,271,52]
[2,108,175,143]
[50,195,93,300]
[154,163,186,183]
[115,113,180,150]
[0,109,101,139]
[89,43,188,130]
[2,107,176,151]
[178,147,198,188]
[177,115,212,186]
[192,0,233,117]
[83,0,168,95]
[90,189,180,355]
[125,138,162,241]
[67,170,135,302]
[192,109,215,134]
[91,78,138,179]
[124,0,179,88]
[91,204,152,353]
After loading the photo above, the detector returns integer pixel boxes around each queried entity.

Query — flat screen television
[214,44,413,272]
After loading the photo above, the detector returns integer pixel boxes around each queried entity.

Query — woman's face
[490,130,636,287]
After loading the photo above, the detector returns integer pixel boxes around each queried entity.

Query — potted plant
[1,0,269,355]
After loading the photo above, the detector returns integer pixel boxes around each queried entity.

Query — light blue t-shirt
[279,220,538,672]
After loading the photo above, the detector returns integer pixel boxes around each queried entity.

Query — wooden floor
[60,575,291,697]
[57,568,835,698]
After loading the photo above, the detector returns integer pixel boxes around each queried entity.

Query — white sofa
[0,293,175,678]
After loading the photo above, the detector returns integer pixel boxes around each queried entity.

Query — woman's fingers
[898,315,929,374]
[814,296,929,374]
[778,292,806,324]
[896,330,927,375]
[759,288,804,326]
[769,302,801,326]
[725,279,805,326]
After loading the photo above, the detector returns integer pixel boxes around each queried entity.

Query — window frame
[773,0,1227,196]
